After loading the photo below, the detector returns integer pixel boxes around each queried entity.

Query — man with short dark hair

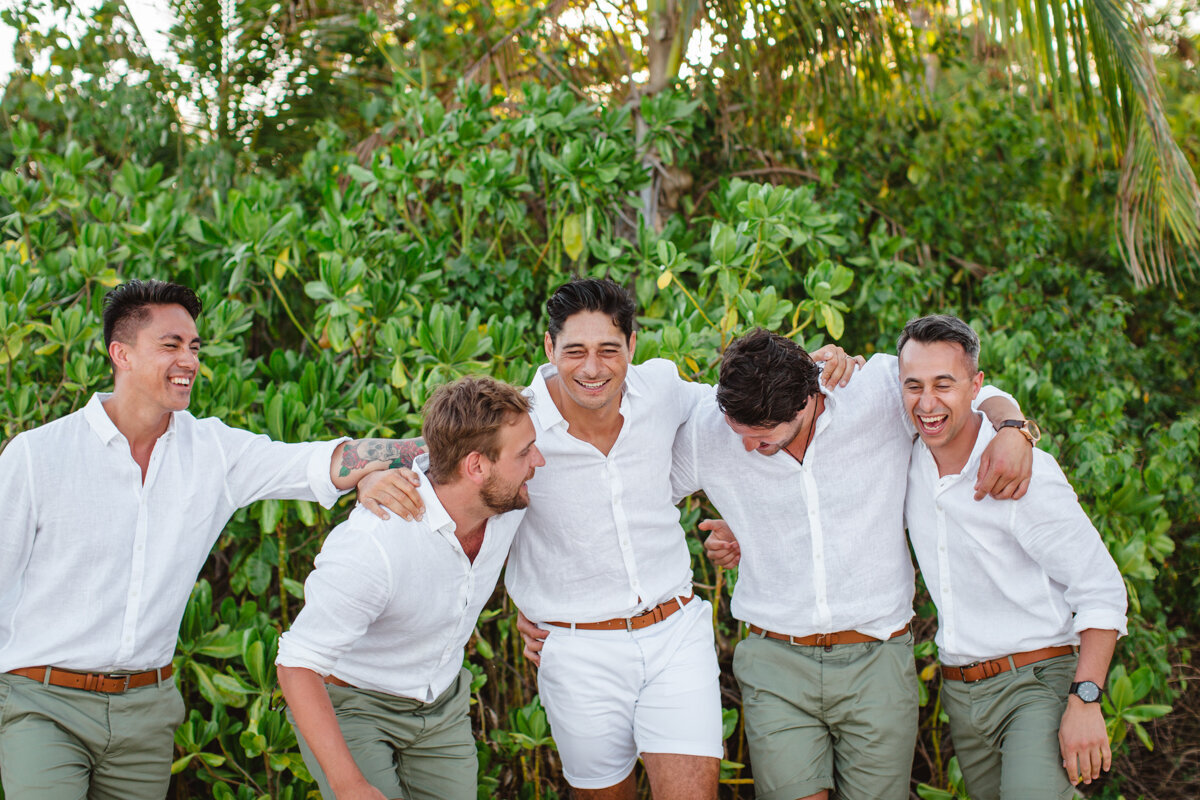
[0,279,421,799]
[388,279,860,799]
[277,376,543,800]
[674,327,1034,800]
[898,314,1126,798]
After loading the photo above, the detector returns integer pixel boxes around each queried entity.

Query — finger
[361,497,390,521]
[853,355,866,367]
[1063,754,1080,785]
[1012,476,1031,501]
[522,645,541,667]
[1102,742,1112,773]
[698,519,717,532]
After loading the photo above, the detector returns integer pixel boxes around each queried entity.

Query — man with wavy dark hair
[674,327,1034,800]
[0,279,422,799]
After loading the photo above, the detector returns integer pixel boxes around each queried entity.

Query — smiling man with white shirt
[277,376,543,800]
[673,328,1033,800]
[898,314,1127,799]
[0,280,425,800]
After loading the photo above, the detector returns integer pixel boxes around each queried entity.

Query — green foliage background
[1,1,1198,797]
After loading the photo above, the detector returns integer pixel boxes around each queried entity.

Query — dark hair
[546,277,636,346]
[103,280,202,349]
[717,328,821,428]
[897,314,980,372]
[422,376,532,485]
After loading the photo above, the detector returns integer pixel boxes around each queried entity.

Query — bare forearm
[277,666,364,791]
[330,438,425,489]
[1075,628,1118,685]
[978,396,1023,427]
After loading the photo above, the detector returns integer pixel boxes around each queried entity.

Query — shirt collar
[919,411,994,485]
[413,455,456,536]
[83,392,178,446]
[528,361,642,430]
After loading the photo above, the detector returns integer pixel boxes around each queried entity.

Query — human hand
[516,609,549,667]
[357,468,424,521]
[699,519,741,568]
[974,426,1032,501]
[809,344,865,388]
[1059,698,1111,785]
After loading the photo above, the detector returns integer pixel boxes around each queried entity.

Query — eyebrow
[159,333,203,346]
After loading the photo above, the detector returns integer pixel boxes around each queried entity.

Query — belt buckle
[962,660,1001,683]
[814,633,838,651]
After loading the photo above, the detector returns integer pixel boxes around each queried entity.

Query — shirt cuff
[1072,610,1128,638]
[275,633,337,676]
[307,437,352,509]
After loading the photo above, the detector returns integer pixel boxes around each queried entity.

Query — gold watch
[996,418,1041,445]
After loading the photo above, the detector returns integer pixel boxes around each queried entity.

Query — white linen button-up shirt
[670,354,1012,639]
[0,393,346,673]
[277,459,523,701]
[505,359,709,623]
[905,417,1127,666]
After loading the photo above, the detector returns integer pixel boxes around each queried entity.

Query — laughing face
[723,407,808,457]
[115,303,202,415]
[480,414,545,514]
[543,310,634,416]
[898,339,983,463]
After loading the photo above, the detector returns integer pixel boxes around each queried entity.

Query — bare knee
[642,753,719,800]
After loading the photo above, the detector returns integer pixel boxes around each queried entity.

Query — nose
[741,437,759,452]
[531,444,547,468]
[179,349,199,369]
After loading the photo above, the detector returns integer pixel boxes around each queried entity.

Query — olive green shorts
[940,654,1078,800]
[290,667,477,800]
[733,629,919,800]
[0,671,185,800]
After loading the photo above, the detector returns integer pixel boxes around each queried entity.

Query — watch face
[1073,681,1102,702]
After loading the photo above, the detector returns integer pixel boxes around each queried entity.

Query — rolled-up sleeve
[206,417,349,509]
[276,522,394,674]
[1013,464,1128,637]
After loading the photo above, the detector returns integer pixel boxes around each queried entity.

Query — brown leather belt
[7,665,173,694]
[941,645,1078,683]
[324,674,354,688]
[747,623,910,649]
[546,595,695,631]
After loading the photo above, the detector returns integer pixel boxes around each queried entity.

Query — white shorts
[535,597,723,789]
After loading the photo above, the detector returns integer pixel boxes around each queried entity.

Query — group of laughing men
[0,276,1126,800]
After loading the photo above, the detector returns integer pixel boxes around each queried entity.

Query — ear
[970,370,984,400]
[626,330,636,362]
[544,331,555,363]
[109,340,132,373]
[460,451,488,487]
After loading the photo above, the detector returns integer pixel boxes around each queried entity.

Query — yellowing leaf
[657,270,673,290]
[390,359,408,389]
[274,247,290,279]
[919,663,938,682]
[562,213,584,261]
[684,356,700,374]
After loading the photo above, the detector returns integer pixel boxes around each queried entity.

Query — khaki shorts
[290,667,477,800]
[0,671,185,800]
[940,653,1077,800]
[733,628,919,800]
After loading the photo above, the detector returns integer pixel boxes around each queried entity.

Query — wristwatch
[996,418,1041,445]
[1069,680,1104,703]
